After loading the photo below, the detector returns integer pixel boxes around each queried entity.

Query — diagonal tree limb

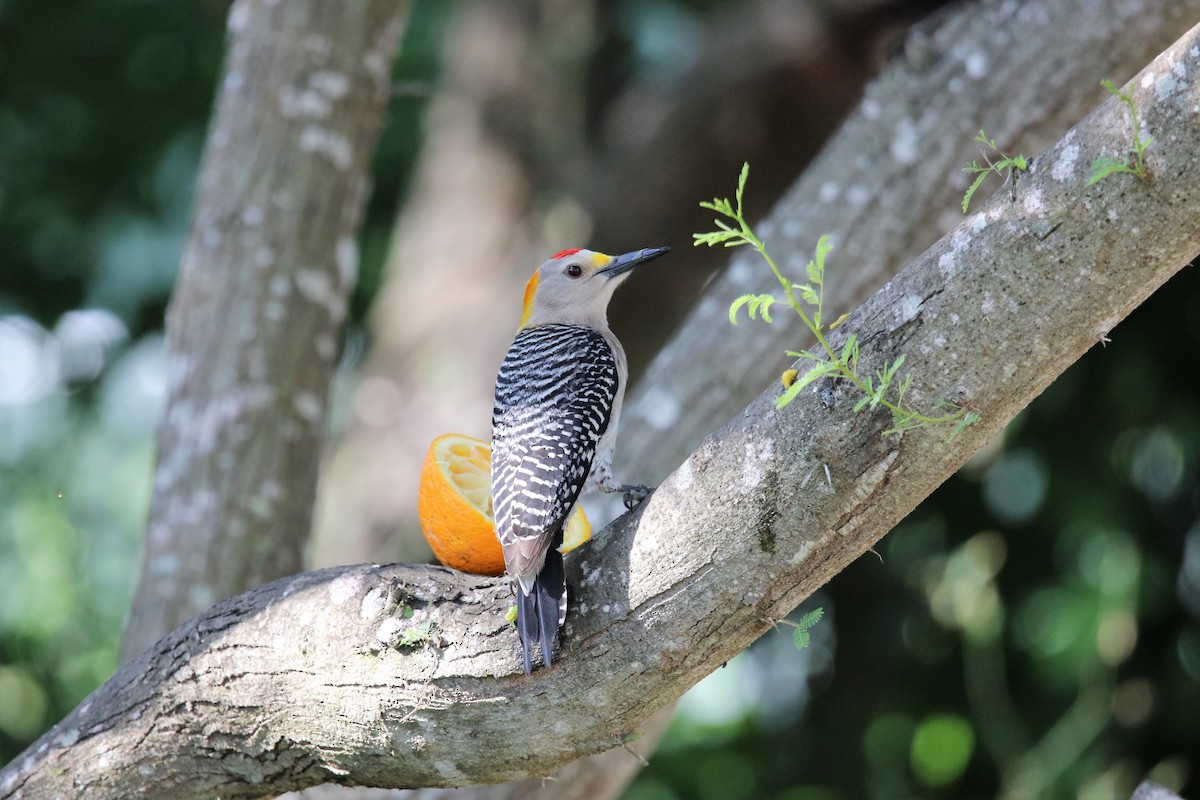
[5,24,1200,799]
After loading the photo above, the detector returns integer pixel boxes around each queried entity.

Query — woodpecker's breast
[491,325,619,576]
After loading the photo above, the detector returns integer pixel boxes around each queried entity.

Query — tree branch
[6,23,1200,798]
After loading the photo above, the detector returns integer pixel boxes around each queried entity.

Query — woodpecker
[491,246,669,674]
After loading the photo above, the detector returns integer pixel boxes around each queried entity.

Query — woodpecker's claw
[622,484,652,509]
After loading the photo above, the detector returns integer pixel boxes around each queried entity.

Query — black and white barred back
[491,324,619,672]
[492,323,618,577]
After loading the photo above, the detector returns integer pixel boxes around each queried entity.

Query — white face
[519,246,668,329]
[520,249,626,329]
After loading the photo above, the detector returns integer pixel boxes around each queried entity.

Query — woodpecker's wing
[491,324,618,589]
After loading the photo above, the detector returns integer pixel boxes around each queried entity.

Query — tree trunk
[6,22,1200,796]
[120,0,409,661]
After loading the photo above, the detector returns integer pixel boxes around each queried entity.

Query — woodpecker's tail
[516,548,566,674]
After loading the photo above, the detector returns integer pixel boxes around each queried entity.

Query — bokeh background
[2,1,1199,799]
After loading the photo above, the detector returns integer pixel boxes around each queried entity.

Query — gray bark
[280,709,672,800]
[121,0,409,661]
[1131,782,1186,800]
[5,23,1200,798]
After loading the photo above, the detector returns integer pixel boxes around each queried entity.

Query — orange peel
[418,433,590,576]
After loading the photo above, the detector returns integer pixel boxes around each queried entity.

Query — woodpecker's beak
[596,246,670,278]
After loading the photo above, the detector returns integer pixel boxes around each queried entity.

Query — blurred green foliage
[0,329,159,755]
[0,0,226,330]
[3,2,1200,799]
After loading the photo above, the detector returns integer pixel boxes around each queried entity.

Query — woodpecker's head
[519,246,669,329]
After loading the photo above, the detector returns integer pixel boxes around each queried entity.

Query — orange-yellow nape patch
[519,269,540,328]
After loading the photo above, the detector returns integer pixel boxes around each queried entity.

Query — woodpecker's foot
[621,484,652,510]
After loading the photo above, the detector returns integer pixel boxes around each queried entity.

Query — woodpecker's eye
[565,263,584,278]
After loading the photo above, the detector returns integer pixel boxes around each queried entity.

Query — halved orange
[418,433,591,576]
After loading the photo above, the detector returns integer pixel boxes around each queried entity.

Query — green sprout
[393,603,437,648]
[1088,79,1152,185]
[962,129,1028,212]
[397,620,435,648]
[776,607,825,651]
[695,163,977,437]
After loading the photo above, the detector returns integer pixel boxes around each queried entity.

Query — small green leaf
[840,333,858,363]
[814,235,832,262]
[749,295,775,323]
[794,361,837,391]
[1088,156,1130,186]
[810,237,832,287]
[1093,78,1151,184]
[796,607,824,629]
[790,607,823,650]
[693,231,734,247]
[800,286,819,306]
[731,294,778,325]
[698,198,735,217]
[886,406,921,436]
[873,371,891,397]
[397,620,434,647]
[974,129,996,149]
[777,361,837,409]
[735,162,750,215]
[728,295,755,325]
[962,170,989,212]
[947,411,982,441]
[805,257,821,286]
[961,130,1028,212]
[776,377,805,410]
